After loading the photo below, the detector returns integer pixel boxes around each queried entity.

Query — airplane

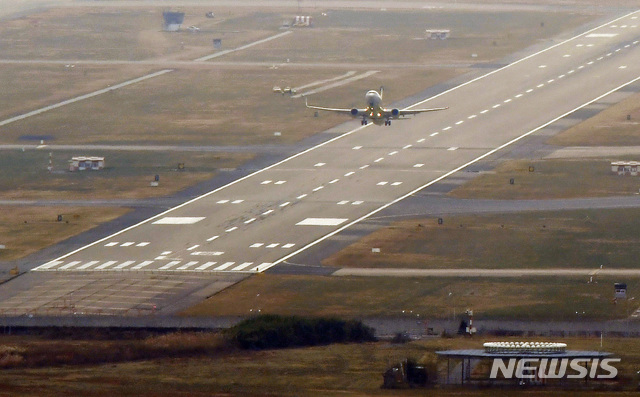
[305,87,447,126]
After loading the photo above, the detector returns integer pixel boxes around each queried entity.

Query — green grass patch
[182,274,639,321]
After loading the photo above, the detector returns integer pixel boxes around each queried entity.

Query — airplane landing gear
[384,120,391,126]
[361,119,368,125]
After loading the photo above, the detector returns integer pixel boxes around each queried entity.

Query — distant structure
[213,38,222,49]
[69,156,104,172]
[611,161,640,176]
[292,16,312,27]
[615,283,627,299]
[425,29,450,39]
[163,11,185,32]
[437,342,613,387]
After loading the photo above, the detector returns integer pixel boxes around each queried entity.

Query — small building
[69,156,104,172]
[163,11,185,32]
[425,29,450,39]
[615,283,627,299]
[611,161,640,176]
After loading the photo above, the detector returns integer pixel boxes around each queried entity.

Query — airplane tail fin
[379,86,384,99]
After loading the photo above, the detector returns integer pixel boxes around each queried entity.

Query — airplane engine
[350,108,360,116]
[391,108,400,116]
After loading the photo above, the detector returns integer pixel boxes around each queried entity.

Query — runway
[3,10,640,314]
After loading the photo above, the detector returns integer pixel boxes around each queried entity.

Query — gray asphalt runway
[4,9,640,315]
[33,9,640,275]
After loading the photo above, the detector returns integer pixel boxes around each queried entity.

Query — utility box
[615,283,627,299]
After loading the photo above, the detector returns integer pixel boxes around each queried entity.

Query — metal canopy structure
[436,342,613,387]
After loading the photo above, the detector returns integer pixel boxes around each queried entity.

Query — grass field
[181,273,638,321]
[0,67,457,146]
[322,209,640,270]
[0,64,159,120]
[0,150,252,200]
[449,159,640,200]
[0,206,129,261]
[549,91,640,147]
[0,333,639,396]
[0,7,271,61]
[227,9,595,65]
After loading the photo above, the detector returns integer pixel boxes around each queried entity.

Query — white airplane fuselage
[364,90,386,125]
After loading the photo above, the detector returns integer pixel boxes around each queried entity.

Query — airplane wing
[389,107,449,117]
[306,104,358,113]
[305,97,363,114]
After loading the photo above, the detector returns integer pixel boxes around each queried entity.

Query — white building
[425,29,450,39]
[611,161,640,176]
[69,157,105,172]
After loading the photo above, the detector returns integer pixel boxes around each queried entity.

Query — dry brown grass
[323,209,640,270]
[0,206,130,261]
[0,333,640,396]
[181,272,639,321]
[449,159,640,200]
[549,91,640,147]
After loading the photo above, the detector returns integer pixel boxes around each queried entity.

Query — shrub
[226,315,376,350]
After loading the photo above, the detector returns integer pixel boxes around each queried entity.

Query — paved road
[333,268,640,277]
[0,144,295,154]
[4,9,640,314]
